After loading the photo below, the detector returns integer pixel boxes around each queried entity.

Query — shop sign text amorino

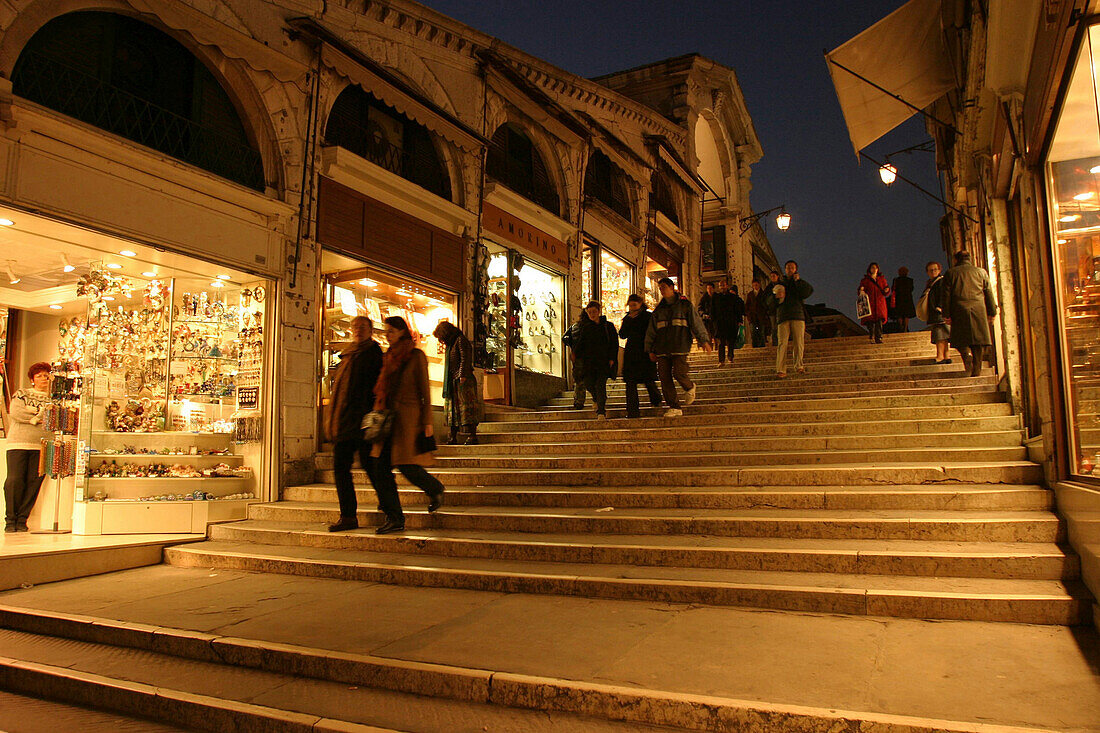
[483,202,569,270]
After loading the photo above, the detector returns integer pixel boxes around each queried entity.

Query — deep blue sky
[426,0,946,318]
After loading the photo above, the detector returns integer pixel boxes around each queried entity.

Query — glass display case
[599,249,633,318]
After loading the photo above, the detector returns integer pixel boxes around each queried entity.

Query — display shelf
[87,453,242,465]
[85,477,245,488]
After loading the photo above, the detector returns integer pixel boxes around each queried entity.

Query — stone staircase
[167,331,1093,625]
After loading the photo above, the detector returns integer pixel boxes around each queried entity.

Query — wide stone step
[164,540,1091,624]
[284,483,1054,511]
[247,503,1062,542]
[431,446,1030,470]
[590,366,985,393]
[480,403,1016,433]
[434,432,1025,458]
[486,392,1006,424]
[209,520,1077,580]
[472,415,1023,443]
[321,461,1044,486]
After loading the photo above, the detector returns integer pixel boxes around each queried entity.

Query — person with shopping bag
[858,263,890,344]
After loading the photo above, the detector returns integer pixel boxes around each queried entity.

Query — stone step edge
[164,545,1089,621]
[0,606,1051,733]
[0,655,392,733]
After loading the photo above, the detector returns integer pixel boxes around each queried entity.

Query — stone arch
[0,0,286,194]
[484,101,570,220]
[694,110,733,201]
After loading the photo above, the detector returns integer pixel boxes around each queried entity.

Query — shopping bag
[915,291,929,321]
[856,290,872,321]
[734,324,746,349]
[361,409,395,442]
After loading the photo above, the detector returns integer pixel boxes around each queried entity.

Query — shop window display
[599,249,633,320]
[1046,24,1100,476]
[320,253,455,432]
[581,247,594,304]
[644,257,679,308]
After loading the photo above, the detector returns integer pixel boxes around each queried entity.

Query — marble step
[247,503,1062,542]
[589,364,982,390]
[209,520,1076,580]
[0,629,657,733]
[163,540,1091,624]
[430,446,1030,470]
[683,348,959,367]
[485,392,1006,424]
[319,461,1044,486]
[472,415,1023,443]
[480,402,1015,433]
[430,431,1026,458]
[283,483,1054,511]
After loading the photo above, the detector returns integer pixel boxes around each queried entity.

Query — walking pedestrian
[562,308,589,409]
[943,250,998,376]
[572,300,619,420]
[433,321,482,445]
[744,279,767,347]
[698,282,716,340]
[920,261,951,364]
[4,362,50,532]
[763,270,781,345]
[769,260,814,378]
[645,277,711,417]
[619,294,662,418]
[369,316,445,535]
[858,263,890,344]
[324,316,384,532]
[711,279,745,365]
[892,266,916,332]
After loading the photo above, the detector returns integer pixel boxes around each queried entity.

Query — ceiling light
[119,250,137,257]
[49,304,62,310]
[1058,238,1068,244]
[6,265,18,285]
[1091,165,1100,174]
[216,274,231,280]
[1073,192,1095,201]
[360,278,377,287]
[210,280,225,288]
[105,263,122,270]
[61,255,75,273]
[142,271,156,278]
[0,218,14,227]
[1060,214,1081,223]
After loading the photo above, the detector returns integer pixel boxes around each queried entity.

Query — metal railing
[13,51,265,191]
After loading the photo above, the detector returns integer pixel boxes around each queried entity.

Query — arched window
[584,151,632,222]
[325,85,451,201]
[12,11,264,191]
[651,173,679,227]
[486,123,560,215]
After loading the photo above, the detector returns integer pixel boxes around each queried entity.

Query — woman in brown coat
[370,316,445,534]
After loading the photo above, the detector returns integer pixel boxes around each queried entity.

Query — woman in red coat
[858,262,890,344]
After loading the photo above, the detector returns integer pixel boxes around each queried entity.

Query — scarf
[373,335,416,410]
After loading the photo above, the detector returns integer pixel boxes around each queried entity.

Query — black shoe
[375,519,406,535]
[428,491,445,513]
[4,525,15,533]
[328,517,358,532]
[15,523,28,532]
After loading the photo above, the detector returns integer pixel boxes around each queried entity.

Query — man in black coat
[324,315,383,532]
[572,300,619,420]
[711,279,745,365]
[698,282,716,340]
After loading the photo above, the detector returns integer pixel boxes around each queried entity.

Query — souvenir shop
[644,236,684,307]
[0,208,274,535]
[581,240,635,319]
[477,202,568,406]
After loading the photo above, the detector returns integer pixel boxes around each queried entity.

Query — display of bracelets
[96,446,231,456]
[125,492,257,502]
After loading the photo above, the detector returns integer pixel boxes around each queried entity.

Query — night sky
[426,0,947,320]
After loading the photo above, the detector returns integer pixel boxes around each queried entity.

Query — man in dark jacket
[324,315,383,532]
[767,260,814,377]
[744,279,766,347]
[562,309,589,409]
[573,300,619,419]
[698,282,716,340]
[645,277,711,417]
[944,250,998,376]
[711,279,745,365]
[619,294,662,418]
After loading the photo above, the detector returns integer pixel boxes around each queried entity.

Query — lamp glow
[142,271,156,277]
[119,250,137,257]
[1091,165,1100,174]
[61,255,75,273]
[879,163,898,185]
[1074,192,1095,201]
[775,211,791,230]
[6,265,19,284]
[1060,214,1081,223]
[49,304,62,310]
[106,263,122,270]
[0,218,14,227]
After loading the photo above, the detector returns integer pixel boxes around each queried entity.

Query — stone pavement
[1,565,1097,732]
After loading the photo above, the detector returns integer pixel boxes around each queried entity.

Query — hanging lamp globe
[775,210,791,230]
[879,163,898,185]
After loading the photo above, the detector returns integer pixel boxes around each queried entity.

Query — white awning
[826,0,955,155]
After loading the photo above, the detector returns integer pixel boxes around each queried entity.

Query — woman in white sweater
[5,362,50,532]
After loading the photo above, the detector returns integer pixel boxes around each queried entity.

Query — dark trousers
[770,314,778,344]
[656,355,693,409]
[750,321,766,347]
[4,449,44,528]
[869,321,883,342]
[332,439,373,519]
[624,379,661,418]
[957,345,987,377]
[370,441,445,524]
[715,337,733,363]
[583,373,609,415]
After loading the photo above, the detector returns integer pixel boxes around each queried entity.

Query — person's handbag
[416,431,438,454]
[361,409,394,442]
[915,290,930,321]
[856,290,872,321]
[734,324,746,349]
